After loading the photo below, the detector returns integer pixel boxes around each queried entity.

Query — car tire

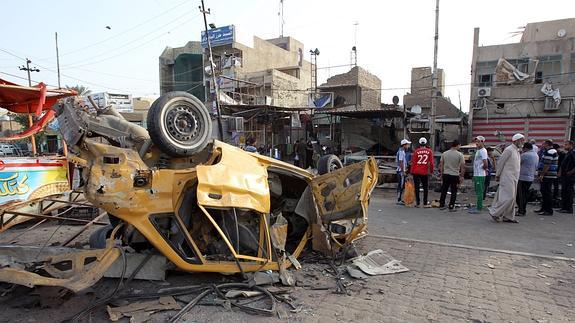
[147,91,212,157]
[89,224,114,249]
[317,154,343,175]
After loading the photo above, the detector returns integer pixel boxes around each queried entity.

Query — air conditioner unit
[544,97,560,111]
[227,117,244,132]
[477,87,491,97]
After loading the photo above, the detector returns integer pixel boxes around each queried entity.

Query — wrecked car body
[0,91,377,291]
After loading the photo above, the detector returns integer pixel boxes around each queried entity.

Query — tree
[65,84,91,96]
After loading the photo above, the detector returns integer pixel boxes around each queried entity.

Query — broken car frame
[0,91,377,292]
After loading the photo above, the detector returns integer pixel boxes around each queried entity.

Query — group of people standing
[395,134,575,223]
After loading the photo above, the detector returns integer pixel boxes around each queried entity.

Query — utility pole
[429,0,439,151]
[199,0,223,141]
[55,32,62,89]
[19,58,40,156]
[279,0,285,37]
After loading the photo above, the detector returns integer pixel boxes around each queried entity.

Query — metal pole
[429,0,439,151]
[199,0,224,141]
[55,32,61,89]
[22,58,37,155]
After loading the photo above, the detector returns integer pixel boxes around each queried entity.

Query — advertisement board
[201,25,235,48]
[0,157,69,206]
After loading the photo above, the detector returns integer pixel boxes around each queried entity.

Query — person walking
[536,141,559,216]
[297,138,307,169]
[469,136,488,214]
[293,140,301,167]
[489,133,524,223]
[516,142,539,216]
[438,140,465,212]
[396,139,411,205]
[410,137,434,207]
[558,140,575,214]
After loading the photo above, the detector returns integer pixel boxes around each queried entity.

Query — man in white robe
[489,133,525,223]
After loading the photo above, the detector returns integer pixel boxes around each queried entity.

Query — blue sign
[201,25,235,48]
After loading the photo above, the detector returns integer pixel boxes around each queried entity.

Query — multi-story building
[469,18,575,146]
[403,67,467,149]
[159,41,205,101]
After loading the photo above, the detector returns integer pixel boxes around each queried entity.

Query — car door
[309,157,378,247]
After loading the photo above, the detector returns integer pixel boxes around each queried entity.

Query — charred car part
[0,91,377,292]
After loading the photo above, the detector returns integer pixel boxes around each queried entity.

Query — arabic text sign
[201,25,235,48]
[0,158,69,206]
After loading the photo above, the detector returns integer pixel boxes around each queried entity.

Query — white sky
[1,0,573,112]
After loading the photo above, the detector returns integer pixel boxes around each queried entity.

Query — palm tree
[65,84,91,96]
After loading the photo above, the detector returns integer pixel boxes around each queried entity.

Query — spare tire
[147,91,212,157]
[317,154,343,175]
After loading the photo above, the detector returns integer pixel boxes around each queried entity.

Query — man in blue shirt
[396,139,411,205]
[516,143,539,216]
[536,140,558,216]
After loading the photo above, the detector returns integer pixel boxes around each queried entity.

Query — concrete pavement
[368,187,575,259]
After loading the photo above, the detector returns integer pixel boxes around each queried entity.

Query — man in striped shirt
[536,140,559,216]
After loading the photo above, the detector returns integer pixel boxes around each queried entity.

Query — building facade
[159,41,205,101]
[469,18,575,146]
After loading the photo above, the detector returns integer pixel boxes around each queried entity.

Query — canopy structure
[0,78,76,140]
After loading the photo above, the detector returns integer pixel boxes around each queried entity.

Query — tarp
[541,82,561,106]
[495,58,532,84]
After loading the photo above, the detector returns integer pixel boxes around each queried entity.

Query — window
[536,55,562,83]
[475,60,497,87]
[478,74,493,87]
[505,58,532,74]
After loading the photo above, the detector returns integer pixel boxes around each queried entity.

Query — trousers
[439,174,459,209]
[413,174,429,205]
[561,176,574,212]
[515,180,532,215]
[541,178,554,214]
[473,176,485,210]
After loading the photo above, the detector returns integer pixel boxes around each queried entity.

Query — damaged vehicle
[0,92,377,292]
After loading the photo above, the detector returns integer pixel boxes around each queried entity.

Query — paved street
[368,186,575,259]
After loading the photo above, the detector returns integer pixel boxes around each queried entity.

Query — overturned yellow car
[0,92,377,291]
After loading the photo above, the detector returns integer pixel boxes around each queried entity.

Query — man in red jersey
[410,137,434,207]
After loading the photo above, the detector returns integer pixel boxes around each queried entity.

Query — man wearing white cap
[469,136,489,214]
[396,139,411,205]
[410,137,434,207]
[489,133,525,223]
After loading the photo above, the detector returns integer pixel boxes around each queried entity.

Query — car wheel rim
[164,103,204,145]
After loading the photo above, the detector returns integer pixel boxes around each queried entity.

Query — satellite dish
[410,105,422,114]
[392,95,399,105]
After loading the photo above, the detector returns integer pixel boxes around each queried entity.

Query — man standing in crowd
[396,139,411,205]
[558,140,575,214]
[536,140,559,216]
[489,133,524,223]
[484,147,496,200]
[411,137,434,207]
[516,142,539,216]
[439,140,465,212]
[244,137,258,153]
[469,136,488,214]
[553,143,565,202]
[530,139,539,155]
